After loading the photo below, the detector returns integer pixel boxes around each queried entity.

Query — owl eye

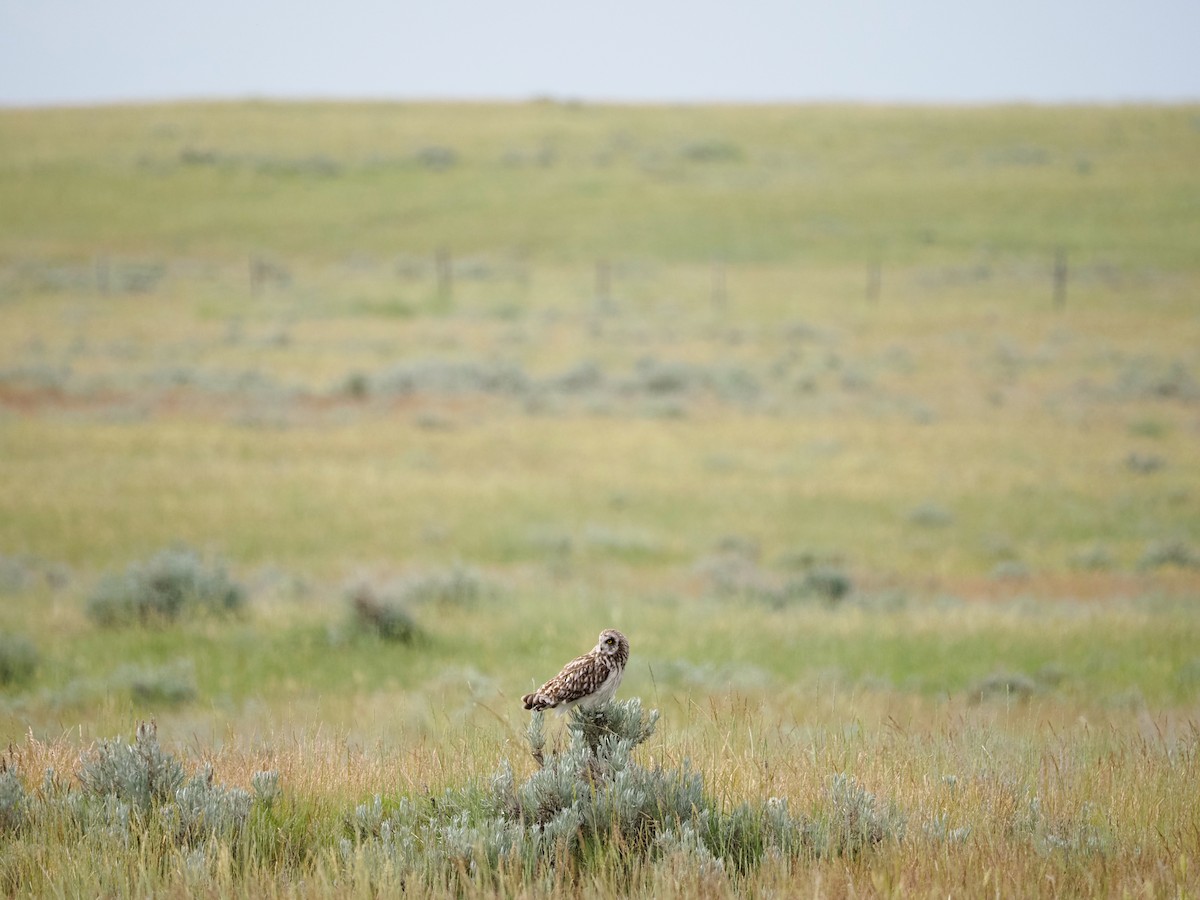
[605,637,614,645]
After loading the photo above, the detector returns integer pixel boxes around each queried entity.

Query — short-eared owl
[521,628,629,712]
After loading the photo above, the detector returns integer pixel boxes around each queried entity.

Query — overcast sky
[2,0,1198,107]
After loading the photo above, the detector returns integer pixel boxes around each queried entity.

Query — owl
[522,628,630,712]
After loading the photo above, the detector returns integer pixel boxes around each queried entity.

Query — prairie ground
[0,101,1197,896]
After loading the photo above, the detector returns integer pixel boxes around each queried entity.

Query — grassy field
[0,101,1198,896]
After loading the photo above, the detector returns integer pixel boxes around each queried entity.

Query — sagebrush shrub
[344,565,498,625]
[798,565,853,604]
[78,720,185,812]
[8,717,908,889]
[655,821,727,877]
[86,546,246,626]
[0,555,34,593]
[1070,544,1114,570]
[695,551,853,607]
[346,582,422,643]
[970,671,1038,703]
[816,774,907,857]
[346,697,837,888]
[399,563,494,607]
[251,770,281,807]
[1137,538,1200,571]
[74,721,255,849]
[0,766,26,832]
[169,765,254,846]
[908,501,954,527]
[1020,794,1109,857]
[115,659,198,705]
[0,633,38,685]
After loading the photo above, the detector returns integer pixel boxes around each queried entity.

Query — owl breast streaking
[522,629,630,712]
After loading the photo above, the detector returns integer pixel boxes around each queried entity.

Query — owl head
[595,628,629,660]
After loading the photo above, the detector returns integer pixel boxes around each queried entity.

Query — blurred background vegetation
[0,99,1198,739]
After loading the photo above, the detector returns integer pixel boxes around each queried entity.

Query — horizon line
[4,91,1200,112]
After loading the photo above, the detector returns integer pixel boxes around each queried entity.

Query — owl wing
[522,652,606,710]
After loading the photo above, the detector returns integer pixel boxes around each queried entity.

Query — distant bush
[413,145,458,170]
[86,547,246,627]
[346,582,422,644]
[392,563,497,608]
[112,261,166,294]
[694,551,775,598]
[522,524,575,561]
[0,633,38,686]
[371,359,530,398]
[970,671,1038,703]
[115,659,198,705]
[581,523,662,560]
[342,355,779,417]
[1137,538,1200,571]
[985,144,1051,167]
[798,565,854,604]
[1115,358,1197,402]
[342,371,370,399]
[1124,451,1165,473]
[695,552,852,607]
[990,560,1031,581]
[0,554,70,593]
[255,155,340,178]
[633,357,697,395]
[1069,544,1115,571]
[549,360,606,394]
[908,502,954,528]
[680,139,744,163]
[713,534,761,562]
[1127,417,1168,439]
[0,555,34,593]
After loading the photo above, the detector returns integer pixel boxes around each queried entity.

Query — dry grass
[3,694,1197,897]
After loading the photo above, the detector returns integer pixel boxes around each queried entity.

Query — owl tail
[522,692,553,711]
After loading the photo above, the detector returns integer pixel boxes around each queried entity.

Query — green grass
[0,100,1198,896]
[1,412,1196,578]
[2,102,1198,266]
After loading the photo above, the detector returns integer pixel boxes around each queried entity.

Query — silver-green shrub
[78,720,185,812]
[168,764,254,846]
[86,546,245,626]
[345,697,846,887]
[346,582,422,643]
[396,562,495,608]
[0,766,27,832]
[74,722,257,850]
[115,659,198,705]
[814,773,907,857]
[0,633,38,686]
